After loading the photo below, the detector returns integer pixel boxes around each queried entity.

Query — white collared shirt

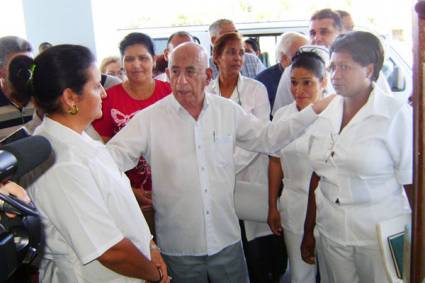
[306,85,412,245]
[107,93,317,256]
[29,117,151,282]
[207,75,272,241]
[273,102,314,234]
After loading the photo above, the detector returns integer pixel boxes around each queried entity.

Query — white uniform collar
[320,83,402,131]
[36,117,101,155]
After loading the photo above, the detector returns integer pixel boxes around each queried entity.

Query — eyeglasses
[106,68,125,77]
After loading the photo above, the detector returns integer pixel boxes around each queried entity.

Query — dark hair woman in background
[93,32,172,206]
[9,44,168,282]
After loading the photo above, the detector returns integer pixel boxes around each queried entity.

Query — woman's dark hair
[119,32,155,57]
[330,31,384,81]
[244,38,260,53]
[213,32,243,61]
[291,51,326,81]
[8,44,95,114]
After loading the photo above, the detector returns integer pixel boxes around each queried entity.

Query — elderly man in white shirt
[107,42,333,283]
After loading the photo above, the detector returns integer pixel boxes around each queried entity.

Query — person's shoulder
[373,86,410,119]
[256,64,281,78]
[206,92,234,106]
[273,102,297,120]
[244,52,260,63]
[106,83,125,97]
[242,76,267,92]
[103,75,122,90]
[154,79,172,98]
[155,79,171,90]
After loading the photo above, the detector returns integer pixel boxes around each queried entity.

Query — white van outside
[119,21,412,101]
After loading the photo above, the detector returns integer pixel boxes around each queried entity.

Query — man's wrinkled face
[167,45,211,108]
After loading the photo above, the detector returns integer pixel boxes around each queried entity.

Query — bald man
[107,42,333,283]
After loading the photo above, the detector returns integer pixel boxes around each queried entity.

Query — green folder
[388,232,404,279]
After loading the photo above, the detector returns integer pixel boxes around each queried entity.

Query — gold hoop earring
[67,105,79,115]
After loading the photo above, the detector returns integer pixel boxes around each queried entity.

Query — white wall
[22,0,97,56]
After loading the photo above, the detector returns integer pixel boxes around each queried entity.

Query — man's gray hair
[275,32,308,61]
[208,19,234,38]
[0,36,32,67]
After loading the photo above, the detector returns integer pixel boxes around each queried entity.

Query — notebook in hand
[388,232,404,279]
[376,213,410,283]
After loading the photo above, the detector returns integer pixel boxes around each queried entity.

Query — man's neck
[179,94,205,121]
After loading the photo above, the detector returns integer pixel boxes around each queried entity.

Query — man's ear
[163,48,169,62]
[211,36,217,45]
[321,76,328,91]
[280,54,291,68]
[366,64,374,80]
[205,68,213,84]
[165,68,170,81]
[0,66,6,79]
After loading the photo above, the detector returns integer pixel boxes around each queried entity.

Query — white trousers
[284,229,316,283]
[316,234,389,283]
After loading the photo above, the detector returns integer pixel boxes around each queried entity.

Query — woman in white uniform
[268,50,327,283]
[206,32,286,282]
[8,45,169,283]
[301,31,412,283]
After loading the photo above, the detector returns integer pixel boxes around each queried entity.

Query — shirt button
[201,167,205,171]
[198,145,201,149]
[206,211,210,215]
[204,189,208,193]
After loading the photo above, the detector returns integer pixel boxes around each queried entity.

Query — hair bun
[8,55,35,105]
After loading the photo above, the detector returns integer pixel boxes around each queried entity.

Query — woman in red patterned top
[93,32,171,205]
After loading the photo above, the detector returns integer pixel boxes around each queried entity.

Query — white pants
[284,229,316,283]
[316,234,389,283]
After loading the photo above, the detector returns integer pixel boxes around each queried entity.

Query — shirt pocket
[214,134,233,167]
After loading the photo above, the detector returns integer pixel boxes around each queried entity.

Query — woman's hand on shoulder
[312,94,336,114]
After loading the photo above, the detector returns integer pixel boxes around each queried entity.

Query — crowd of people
[0,7,412,283]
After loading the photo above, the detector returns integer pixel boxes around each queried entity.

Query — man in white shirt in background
[208,19,265,79]
[106,42,332,283]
